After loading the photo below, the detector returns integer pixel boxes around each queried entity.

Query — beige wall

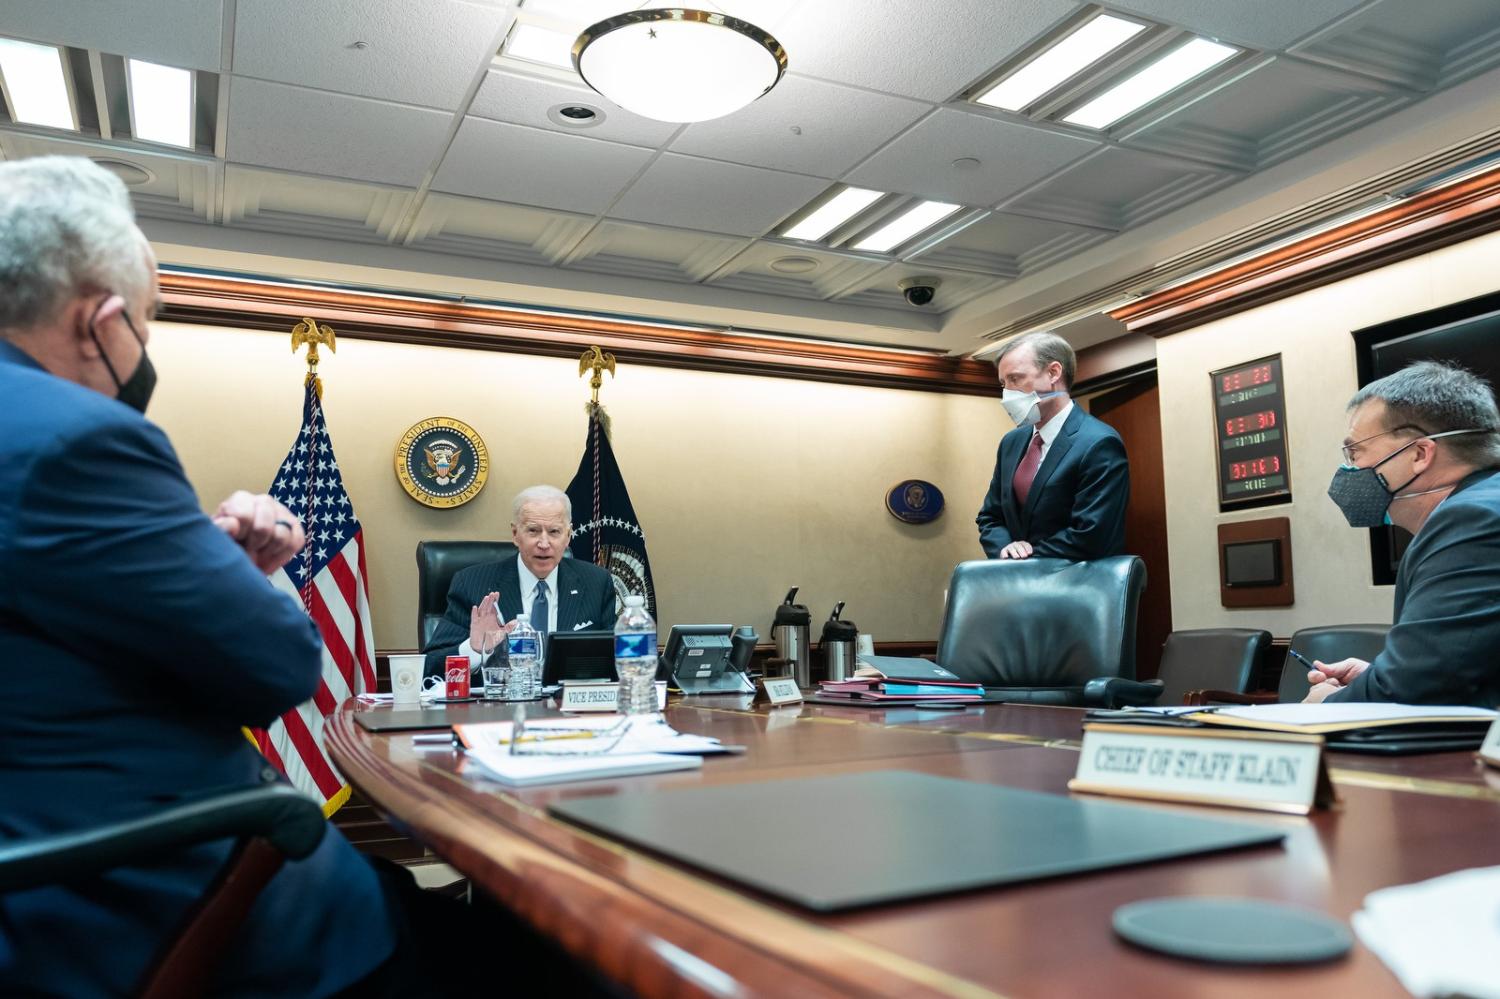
[146,321,1005,650]
[1158,227,1500,634]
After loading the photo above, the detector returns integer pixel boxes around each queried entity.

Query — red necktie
[1013,431,1044,508]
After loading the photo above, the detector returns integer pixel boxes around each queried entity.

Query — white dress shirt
[1033,399,1074,462]
[516,553,560,636]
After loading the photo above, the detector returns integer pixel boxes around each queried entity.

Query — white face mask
[1001,389,1059,427]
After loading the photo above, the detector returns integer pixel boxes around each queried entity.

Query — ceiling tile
[907,211,1108,276]
[0,0,224,70]
[0,131,216,223]
[1104,0,1369,50]
[608,154,831,237]
[469,70,681,147]
[406,194,595,266]
[566,220,746,284]
[1124,57,1408,171]
[233,0,511,110]
[773,0,1075,101]
[834,262,999,312]
[709,241,891,301]
[1001,145,1232,230]
[669,74,929,176]
[223,165,414,243]
[431,117,655,214]
[1292,0,1500,90]
[226,78,452,187]
[844,108,1099,207]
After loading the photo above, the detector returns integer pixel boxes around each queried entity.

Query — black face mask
[87,300,156,414]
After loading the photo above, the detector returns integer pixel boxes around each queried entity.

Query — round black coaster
[1113,897,1353,964]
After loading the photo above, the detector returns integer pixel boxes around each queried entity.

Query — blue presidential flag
[566,406,657,617]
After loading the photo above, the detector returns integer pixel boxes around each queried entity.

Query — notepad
[550,771,1284,911]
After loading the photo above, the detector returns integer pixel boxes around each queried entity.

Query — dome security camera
[898,276,942,307]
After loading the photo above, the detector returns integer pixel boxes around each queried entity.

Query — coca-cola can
[445,656,470,699]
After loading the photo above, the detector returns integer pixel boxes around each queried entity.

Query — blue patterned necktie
[531,579,550,654]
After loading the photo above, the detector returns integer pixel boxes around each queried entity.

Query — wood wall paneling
[1113,166,1500,338]
[157,273,998,396]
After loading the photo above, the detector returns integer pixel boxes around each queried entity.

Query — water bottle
[614,595,658,717]
[507,613,540,700]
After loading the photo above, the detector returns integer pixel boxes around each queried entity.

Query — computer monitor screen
[541,630,616,686]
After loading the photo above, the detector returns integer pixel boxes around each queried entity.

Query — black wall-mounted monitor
[1223,540,1282,588]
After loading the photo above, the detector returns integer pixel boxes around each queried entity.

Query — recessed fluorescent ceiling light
[853,201,961,253]
[1063,36,1236,129]
[127,59,192,148]
[783,187,884,242]
[0,37,76,130]
[975,14,1145,112]
[503,22,575,69]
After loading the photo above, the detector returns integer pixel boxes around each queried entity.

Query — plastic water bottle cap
[625,595,645,607]
[516,613,529,623]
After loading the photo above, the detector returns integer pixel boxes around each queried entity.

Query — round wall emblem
[885,479,945,524]
[395,417,489,508]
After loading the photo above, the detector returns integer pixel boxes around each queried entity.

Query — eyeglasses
[508,706,630,757]
[1340,424,1428,464]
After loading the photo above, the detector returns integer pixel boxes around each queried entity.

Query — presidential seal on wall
[394,417,489,508]
[885,479,945,524]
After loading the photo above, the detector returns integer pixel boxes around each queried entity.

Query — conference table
[326,694,1500,998]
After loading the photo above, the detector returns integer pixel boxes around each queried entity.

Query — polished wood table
[327,697,1500,998]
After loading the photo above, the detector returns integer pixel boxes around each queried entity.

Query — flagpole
[291,317,337,398]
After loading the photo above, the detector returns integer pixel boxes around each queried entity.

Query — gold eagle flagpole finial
[578,345,616,437]
[290,318,337,398]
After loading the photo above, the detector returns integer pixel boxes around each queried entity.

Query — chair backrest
[937,556,1146,704]
[1277,623,1391,702]
[415,540,518,646]
[1154,628,1272,706]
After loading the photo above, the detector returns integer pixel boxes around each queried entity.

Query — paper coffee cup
[388,654,425,706]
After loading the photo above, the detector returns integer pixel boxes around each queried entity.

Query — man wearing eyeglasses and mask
[976,331,1130,561]
[1307,360,1500,707]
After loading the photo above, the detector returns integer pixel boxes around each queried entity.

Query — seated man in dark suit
[0,156,398,996]
[423,485,619,677]
[976,331,1130,561]
[1307,361,1500,707]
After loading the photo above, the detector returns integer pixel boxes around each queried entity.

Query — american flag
[253,380,376,814]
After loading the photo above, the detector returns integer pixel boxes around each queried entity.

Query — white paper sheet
[1353,866,1500,999]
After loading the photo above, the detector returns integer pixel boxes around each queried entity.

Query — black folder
[550,771,1283,911]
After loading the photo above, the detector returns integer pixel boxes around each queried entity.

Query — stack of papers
[453,716,728,786]
[817,677,983,703]
[1354,866,1500,998]
[1088,703,1497,753]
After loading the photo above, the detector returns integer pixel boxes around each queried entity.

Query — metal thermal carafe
[819,602,859,683]
[772,587,812,687]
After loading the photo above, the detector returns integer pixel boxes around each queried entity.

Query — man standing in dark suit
[422,484,618,677]
[1308,361,1500,707]
[0,157,398,996]
[976,331,1130,561]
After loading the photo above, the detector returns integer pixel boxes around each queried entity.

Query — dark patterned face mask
[1327,429,1487,527]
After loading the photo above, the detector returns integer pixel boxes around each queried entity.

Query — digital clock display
[1211,355,1291,508]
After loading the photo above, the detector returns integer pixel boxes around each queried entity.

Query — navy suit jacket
[421,555,618,676]
[976,405,1130,560]
[0,341,393,997]
[1328,468,1500,708]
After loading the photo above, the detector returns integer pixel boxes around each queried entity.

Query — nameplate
[756,677,804,706]
[1481,719,1500,769]
[559,681,667,713]
[1068,724,1336,815]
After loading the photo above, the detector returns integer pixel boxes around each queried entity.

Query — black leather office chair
[1276,623,1390,702]
[936,556,1157,707]
[1152,628,1272,705]
[415,540,518,647]
[0,783,325,998]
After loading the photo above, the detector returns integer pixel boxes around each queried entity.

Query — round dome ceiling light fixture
[573,8,787,123]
